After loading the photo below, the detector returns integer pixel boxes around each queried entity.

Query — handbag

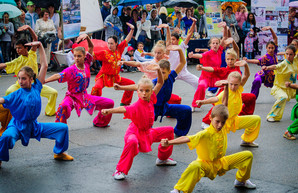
[230,26,240,43]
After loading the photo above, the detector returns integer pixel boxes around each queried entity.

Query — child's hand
[157,24,169,28]
[146,63,160,71]
[126,22,134,30]
[117,61,124,66]
[101,109,110,116]
[76,33,89,43]
[234,60,247,67]
[243,57,248,61]
[285,82,291,88]
[114,83,121,90]
[196,64,203,71]
[161,138,170,147]
[25,41,41,47]
[224,37,234,45]
[262,66,268,71]
[215,80,228,87]
[166,45,181,51]
[163,54,169,60]
[261,26,271,31]
[188,51,194,58]
[190,17,197,23]
[196,100,203,108]
[140,52,146,57]
[218,22,227,28]
[195,48,201,52]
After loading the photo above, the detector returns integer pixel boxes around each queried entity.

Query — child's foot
[267,117,276,122]
[234,179,256,189]
[156,158,177,166]
[113,170,125,180]
[283,131,296,140]
[240,140,259,147]
[191,107,195,112]
[170,189,180,193]
[201,122,209,130]
[54,153,74,161]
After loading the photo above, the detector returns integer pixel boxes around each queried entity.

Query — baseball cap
[127,46,134,52]
[27,1,34,6]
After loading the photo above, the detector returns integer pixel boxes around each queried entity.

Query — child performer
[0,25,57,116]
[161,103,256,193]
[101,65,176,180]
[115,45,192,136]
[283,83,298,140]
[196,68,261,147]
[196,49,256,129]
[244,26,278,99]
[188,22,232,110]
[0,41,73,168]
[263,45,298,122]
[45,34,114,127]
[91,23,135,106]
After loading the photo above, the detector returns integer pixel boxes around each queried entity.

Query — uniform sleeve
[180,41,188,50]
[200,51,209,64]
[5,57,21,74]
[118,40,128,55]
[216,91,224,105]
[2,90,18,109]
[152,78,157,86]
[218,45,224,55]
[275,61,283,71]
[169,70,178,81]
[124,104,136,119]
[58,67,71,83]
[187,131,204,150]
[213,67,225,79]
[96,50,105,61]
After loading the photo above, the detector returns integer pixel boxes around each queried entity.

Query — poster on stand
[62,0,81,39]
[204,1,223,37]
[252,0,289,59]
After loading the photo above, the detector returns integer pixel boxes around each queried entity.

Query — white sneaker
[170,189,180,193]
[201,122,209,130]
[113,170,125,180]
[267,117,276,122]
[234,179,256,189]
[191,107,195,112]
[206,91,215,97]
[156,158,177,166]
[240,140,259,147]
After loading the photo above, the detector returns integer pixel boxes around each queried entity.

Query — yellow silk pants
[237,115,261,143]
[174,151,253,193]
[5,82,57,116]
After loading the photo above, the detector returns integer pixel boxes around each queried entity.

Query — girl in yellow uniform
[264,45,298,122]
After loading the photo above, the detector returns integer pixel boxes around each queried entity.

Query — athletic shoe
[113,170,125,180]
[267,117,276,122]
[240,140,259,148]
[234,179,256,189]
[191,107,195,112]
[156,158,177,166]
[206,91,215,97]
[170,189,180,193]
[201,122,209,130]
[283,131,296,140]
[54,153,74,161]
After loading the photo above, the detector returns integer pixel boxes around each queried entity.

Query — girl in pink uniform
[188,22,232,109]
[45,34,114,127]
[102,64,176,180]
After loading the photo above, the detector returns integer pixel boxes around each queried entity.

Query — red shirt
[213,66,241,80]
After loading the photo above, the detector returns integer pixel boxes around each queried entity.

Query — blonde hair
[73,46,86,55]
[228,71,242,81]
[237,4,247,13]
[159,7,168,15]
[211,104,229,120]
[152,43,166,54]
[137,75,154,88]
[225,48,238,59]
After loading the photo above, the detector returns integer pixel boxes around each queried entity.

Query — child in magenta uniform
[244,26,278,99]
[188,22,232,108]
[102,64,176,180]
[45,34,114,127]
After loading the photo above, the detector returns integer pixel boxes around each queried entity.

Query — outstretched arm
[196,64,214,72]
[101,106,126,116]
[18,25,38,51]
[184,17,197,45]
[218,22,228,48]
[45,73,61,84]
[125,23,135,43]
[161,136,190,147]
[196,96,219,107]
[243,57,260,64]
[114,83,138,91]
[263,26,278,45]
[215,80,229,107]
[119,61,141,67]
[188,51,203,59]
[234,60,250,86]
[262,65,276,71]
[286,82,298,89]
[158,24,171,47]
[167,45,186,74]
[152,65,164,95]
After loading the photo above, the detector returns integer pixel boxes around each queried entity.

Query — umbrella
[118,0,166,6]
[78,39,108,60]
[0,0,16,6]
[164,0,199,8]
[221,0,247,13]
[31,0,60,10]
[0,4,21,19]
[289,1,298,7]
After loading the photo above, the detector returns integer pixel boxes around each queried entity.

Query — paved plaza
[0,64,297,193]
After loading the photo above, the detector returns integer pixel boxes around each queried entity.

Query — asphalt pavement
[0,64,297,193]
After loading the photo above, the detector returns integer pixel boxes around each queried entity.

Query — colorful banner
[251,0,289,58]
[204,1,223,37]
[62,0,81,39]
